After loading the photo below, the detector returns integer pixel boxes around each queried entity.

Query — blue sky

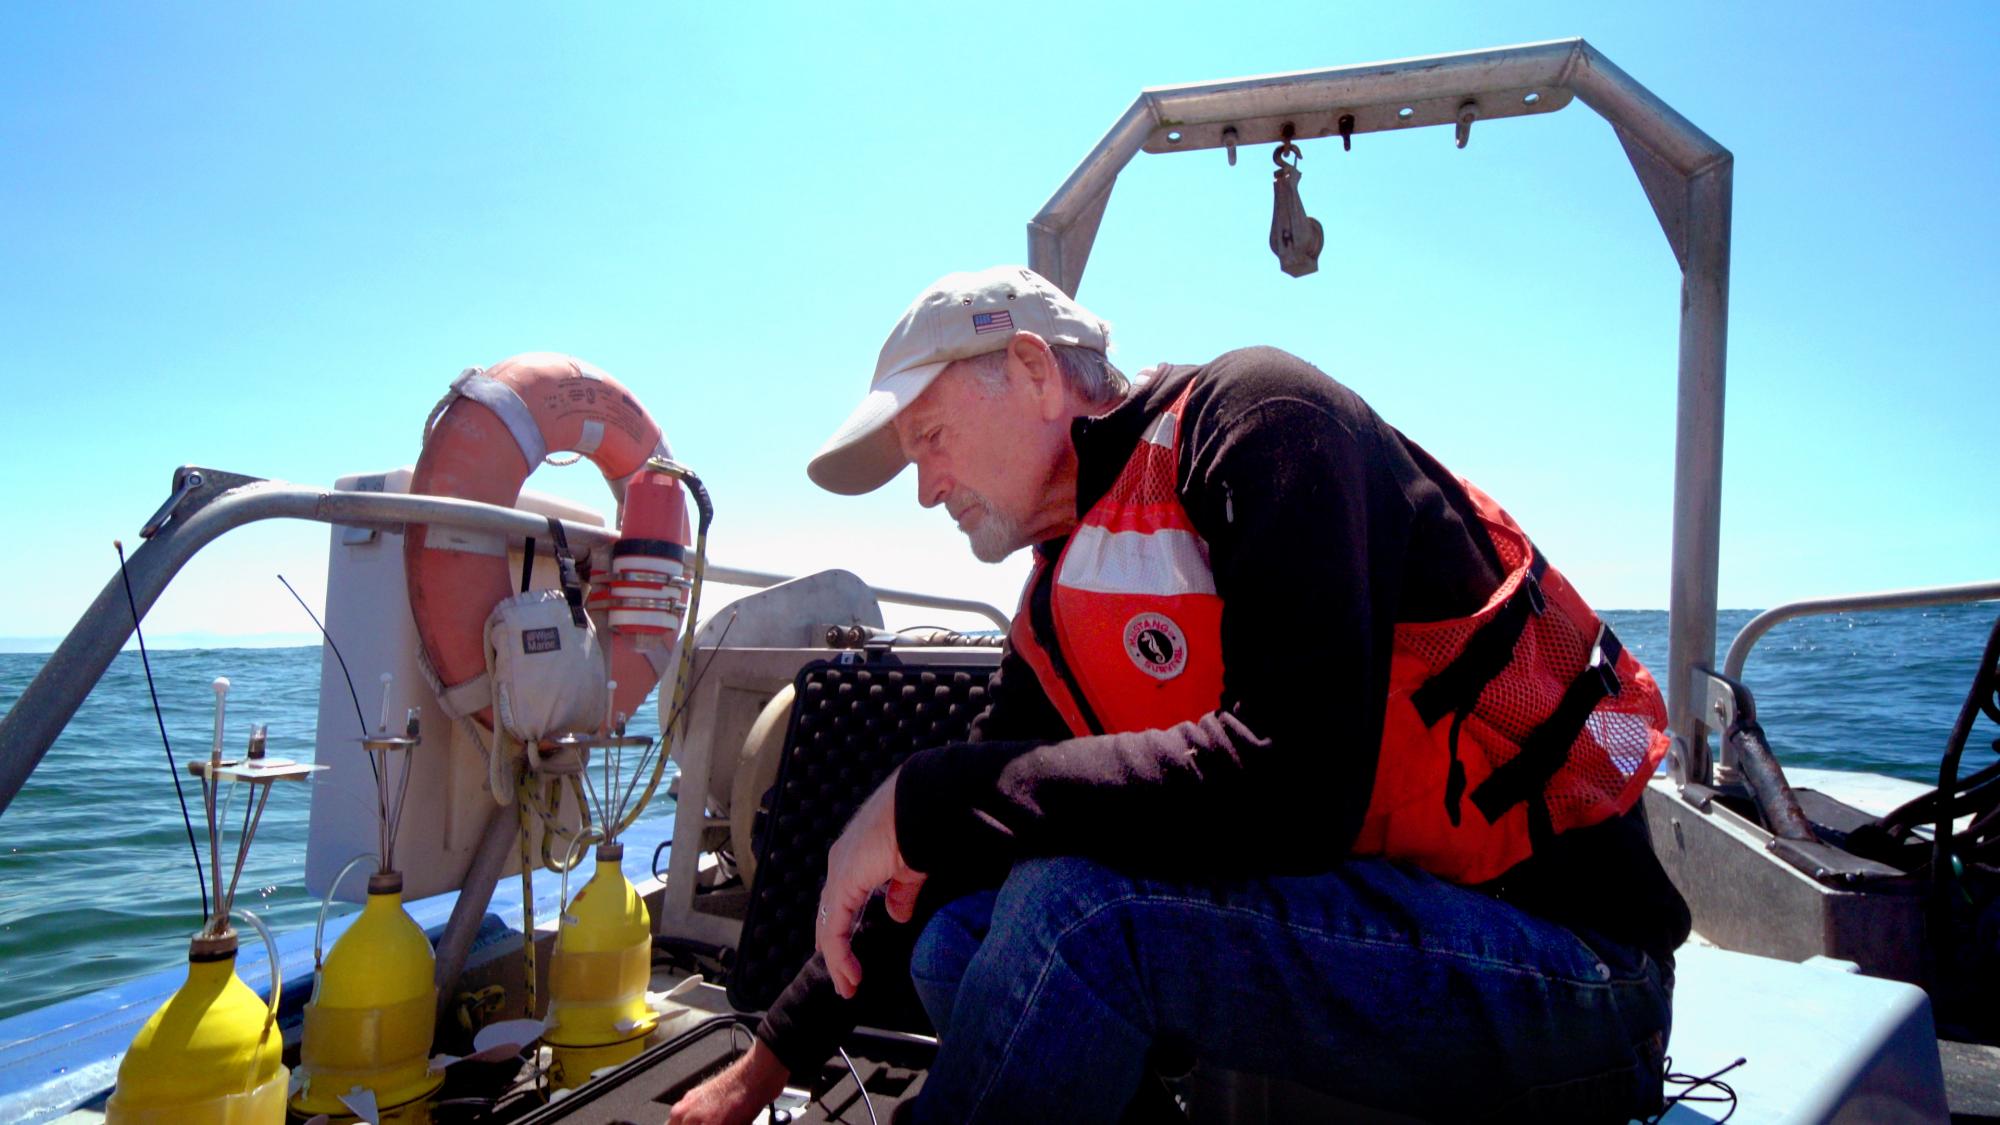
[2,2,1995,646]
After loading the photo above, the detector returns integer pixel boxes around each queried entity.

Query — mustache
[945,490,991,521]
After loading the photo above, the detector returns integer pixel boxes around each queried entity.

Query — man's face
[893,354,1055,563]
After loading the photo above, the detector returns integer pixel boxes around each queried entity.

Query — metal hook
[1274,121,1303,168]
[1455,100,1479,149]
[1222,126,1239,166]
[1338,114,1355,152]
[1269,129,1323,277]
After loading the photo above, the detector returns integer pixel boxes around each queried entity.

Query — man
[669,266,1689,1123]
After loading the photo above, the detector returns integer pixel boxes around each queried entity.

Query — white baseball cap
[806,265,1112,495]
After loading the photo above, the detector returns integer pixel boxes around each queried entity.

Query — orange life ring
[406,352,689,731]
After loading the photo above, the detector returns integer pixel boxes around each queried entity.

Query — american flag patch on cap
[972,310,1014,334]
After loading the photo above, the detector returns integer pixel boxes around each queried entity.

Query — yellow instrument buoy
[106,925,289,1124]
[108,677,315,1122]
[291,688,442,1124]
[291,873,442,1124]
[543,841,658,1089]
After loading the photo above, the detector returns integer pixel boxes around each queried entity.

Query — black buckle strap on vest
[1468,623,1626,847]
[545,516,588,628]
[1413,551,1548,829]
[1410,551,1550,729]
[1443,711,1470,827]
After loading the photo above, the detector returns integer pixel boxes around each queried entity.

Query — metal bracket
[140,465,268,539]
[1702,666,1742,734]
[141,468,205,538]
[1701,665,1758,785]
[1455,100,1479,148]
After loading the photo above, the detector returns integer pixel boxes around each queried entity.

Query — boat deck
[23,837,2000,1125]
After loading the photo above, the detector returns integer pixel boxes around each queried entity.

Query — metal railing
[1722,579,2000,682]
[703,564,1009,633]
[0,466,1007,816]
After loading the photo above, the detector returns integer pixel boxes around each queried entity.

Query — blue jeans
[906,856,1671,1123]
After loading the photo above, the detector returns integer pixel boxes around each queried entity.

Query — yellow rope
[515,774,538,1024]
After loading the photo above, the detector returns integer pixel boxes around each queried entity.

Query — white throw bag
[483,588,609,802]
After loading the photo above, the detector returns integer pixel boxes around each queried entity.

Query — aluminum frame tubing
[1027,39,1736,785]
[0,484,620,816]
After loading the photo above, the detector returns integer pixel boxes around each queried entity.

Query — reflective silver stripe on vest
[450,367,549,467]
[1058,525,1217,597]
[1141,410,1177,448]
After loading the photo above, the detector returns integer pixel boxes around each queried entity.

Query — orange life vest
[1009,379,1670,885]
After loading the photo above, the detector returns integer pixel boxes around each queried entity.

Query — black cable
[1649,1055,1744,1124]
[652,837,673,882]
[1935,614,2000,912]
[116,541,208,923]
[277,573,381,793]
[1878,759,2000,837]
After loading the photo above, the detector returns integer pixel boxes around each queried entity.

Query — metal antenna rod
[206,677,229,932]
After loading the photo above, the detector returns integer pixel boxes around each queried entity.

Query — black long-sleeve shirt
[757,348,1690,1074]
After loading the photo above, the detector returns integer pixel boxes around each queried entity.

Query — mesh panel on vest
[1098,384,1189,518]
[1394,520,1665,834]
[727,660,992,1014]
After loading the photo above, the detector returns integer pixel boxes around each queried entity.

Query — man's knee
[910,911,971,991]
[992,855,1143,929]
[984,856,1159,1020]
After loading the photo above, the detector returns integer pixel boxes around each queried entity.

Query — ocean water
[2,602,1996,1023]
[0,646,671,1023]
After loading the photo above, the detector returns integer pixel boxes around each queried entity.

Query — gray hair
[957,344,1129,406]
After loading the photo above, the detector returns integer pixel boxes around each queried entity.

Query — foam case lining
[505,1015,933,1124]
[727,657,993,1014]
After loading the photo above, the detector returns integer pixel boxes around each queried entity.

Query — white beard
[955,492,1027,563]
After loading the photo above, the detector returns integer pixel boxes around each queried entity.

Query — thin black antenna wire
[116,541,208,921]
[277,574,381,791]
[614,610,737,822]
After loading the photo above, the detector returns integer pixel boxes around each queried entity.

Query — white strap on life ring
[439,674,494,720]
[428,366,550,467]
[414,641,494,722]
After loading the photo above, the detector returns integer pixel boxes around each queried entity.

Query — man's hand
[817,769,927,999]
[665,1037,789,1124]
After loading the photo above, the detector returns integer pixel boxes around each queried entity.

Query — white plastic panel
[304,468,605,902]
[1664,945,1948,1123]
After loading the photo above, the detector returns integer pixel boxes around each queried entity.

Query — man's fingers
[822,920,861,997]
[817,880,868,998]
[814,777,912,1001]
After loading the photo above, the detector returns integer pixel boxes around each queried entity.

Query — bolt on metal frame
[1026,39,1733,784]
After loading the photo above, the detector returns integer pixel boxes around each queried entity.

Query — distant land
[0,632,320,654]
